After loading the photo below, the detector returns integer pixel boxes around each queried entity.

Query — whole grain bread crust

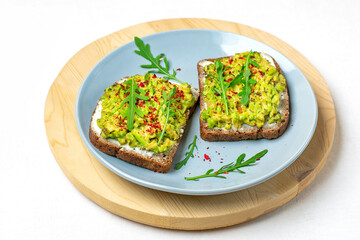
[198,54,290,142]
[89,82,199,173]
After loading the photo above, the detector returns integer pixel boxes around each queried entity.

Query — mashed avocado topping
[97,73,196,153]
[201,51,286,129]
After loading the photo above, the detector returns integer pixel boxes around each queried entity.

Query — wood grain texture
[44,18,336,230]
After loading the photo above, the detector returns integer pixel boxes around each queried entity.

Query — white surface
[0,0,359,239]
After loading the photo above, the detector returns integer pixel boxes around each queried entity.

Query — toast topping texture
[90,73,199,172]
[198,51,290,141]
[91,99,156,157]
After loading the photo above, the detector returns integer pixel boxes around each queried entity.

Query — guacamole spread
[200,51,286,129]
[97,73,196,153]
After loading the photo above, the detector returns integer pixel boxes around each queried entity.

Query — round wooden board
[44,18,335,230]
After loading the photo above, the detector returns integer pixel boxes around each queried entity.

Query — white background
[1,0,359,239]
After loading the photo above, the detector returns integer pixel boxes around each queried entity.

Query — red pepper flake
[175,88,185,100]
[251,89,254,93]
[223,171,229,174]
[138,82,145,87]
[206,147,209,149]
[176,68,181,71]
[138,100,145,107]
[225,78,233,82]
[256,158,260,161]
[228,58,233,65]
[266,68,269,72]
[238,109,242,113]
[152,74,157,78]
[204,154,210,160]
[162,86,166,90]
[218,153,220,155]
[214,171,218,174]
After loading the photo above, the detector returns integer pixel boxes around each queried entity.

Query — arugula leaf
[184,149,268,181]
[239,50,257,106]
[175,135,198,170]
[134,37,184,84]
[158,86,178,144]
[229,65,244,87]
[120,78,149,131]
[213,59,232,115]
[249,59,260,68]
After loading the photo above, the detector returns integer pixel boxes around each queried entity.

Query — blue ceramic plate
[75,29,318,195]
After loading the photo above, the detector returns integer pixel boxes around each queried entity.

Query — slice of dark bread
[197,53,290,142]
[89,78,199,173]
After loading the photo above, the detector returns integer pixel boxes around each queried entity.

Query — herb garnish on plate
[134,37,184,84]
[185,149,268,181]
[175,135,198,170]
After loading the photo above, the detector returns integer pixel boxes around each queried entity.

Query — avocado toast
[89,73,199,173]
[197,51,290,141]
